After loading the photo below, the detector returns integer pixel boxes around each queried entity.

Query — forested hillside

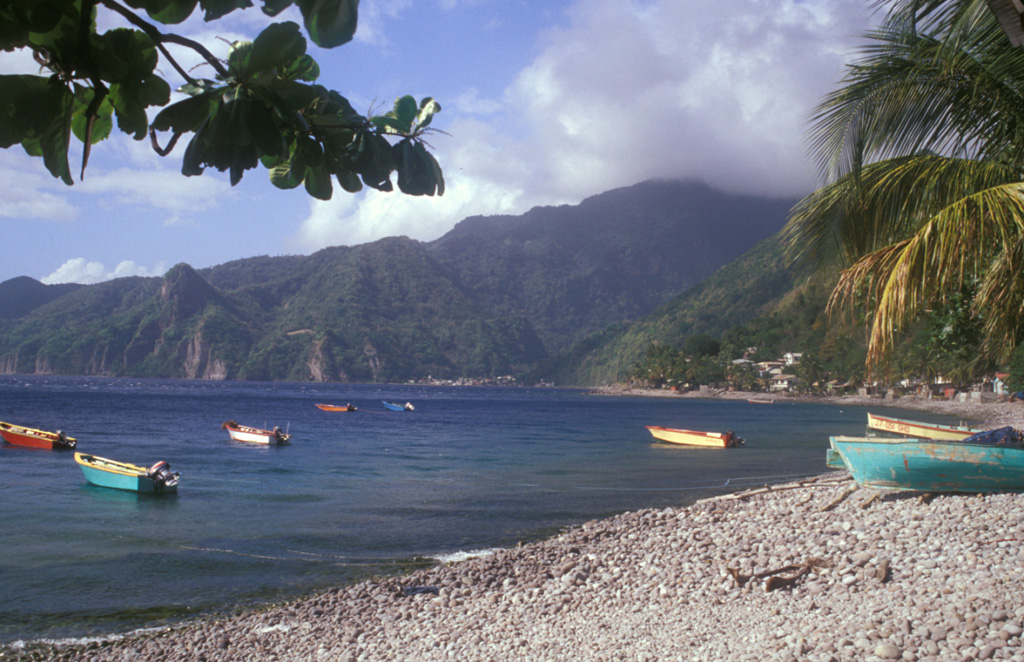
[0,180,797,383]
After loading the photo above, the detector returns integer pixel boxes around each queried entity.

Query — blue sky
[0,0,875,284]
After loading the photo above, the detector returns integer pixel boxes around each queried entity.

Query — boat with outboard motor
[645,426,743,448]
[222,421,291,445]
[315,403,356,412]
[74,453,179,493]
[0,421,76,450]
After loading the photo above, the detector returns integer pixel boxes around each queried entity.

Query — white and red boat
[0,421,77,450]
[222,421,290,445]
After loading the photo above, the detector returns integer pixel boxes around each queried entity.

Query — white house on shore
[769,374,797,392]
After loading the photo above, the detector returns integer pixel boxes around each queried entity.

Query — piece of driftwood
[859,492,880,509]
[727,557,833,592]
[723,477,852,501]
[820,483,859,512]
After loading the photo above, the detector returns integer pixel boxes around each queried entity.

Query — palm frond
[827,180,1024,364]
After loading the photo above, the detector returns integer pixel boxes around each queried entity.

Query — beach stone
[875,643,900,659]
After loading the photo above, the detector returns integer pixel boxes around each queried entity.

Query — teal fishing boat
[74,453,179,494]
[825,441,846,470]
[830,429,1024,493]
[382,401,414,412]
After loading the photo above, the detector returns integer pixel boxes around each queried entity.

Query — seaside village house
[769,373,797,392]
[746,352,803,393]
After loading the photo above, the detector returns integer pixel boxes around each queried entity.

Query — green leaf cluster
[0,0,444,199]
[784,0,1024,372]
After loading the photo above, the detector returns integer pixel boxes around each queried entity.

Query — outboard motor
[147,461,179,489]
[273,426,288,444]
[56,430,76,449]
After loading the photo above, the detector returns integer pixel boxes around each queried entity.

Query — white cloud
[79,163,228,214]
[290,116,552,251]
[499,0,874,200]
[0,155,78,221]
[41,258,170,285]
[291,0,874,254]
[353,0,412,49]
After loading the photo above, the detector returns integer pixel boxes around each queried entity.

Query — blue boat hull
[830,436,1024,493]
[75,454,178,494]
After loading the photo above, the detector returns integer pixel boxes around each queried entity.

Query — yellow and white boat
[646,426,743,448]
[866,412,979,441]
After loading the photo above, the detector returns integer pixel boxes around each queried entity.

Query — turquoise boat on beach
[829,432,1024,493]
[75,453,180,494]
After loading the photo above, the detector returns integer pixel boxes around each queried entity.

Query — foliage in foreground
[0,0,444,200]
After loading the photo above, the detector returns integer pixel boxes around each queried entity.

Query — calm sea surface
[0,376,970,644]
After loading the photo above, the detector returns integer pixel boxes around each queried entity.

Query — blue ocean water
[0,377,968,644]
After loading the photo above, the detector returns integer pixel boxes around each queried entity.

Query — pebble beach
[5,393,1024,662]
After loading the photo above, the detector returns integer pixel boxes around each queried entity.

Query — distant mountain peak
[160,263,222,321]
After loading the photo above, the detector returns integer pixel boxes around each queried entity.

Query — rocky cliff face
[306,337,341,382]
[182,332,229,380]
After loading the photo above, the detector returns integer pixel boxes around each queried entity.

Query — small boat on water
[222,421,290,445]
[866,412,979,441]
[830,428,1024,493]
[748,397,774,404]
[315,403,356,412]
[0,421,77,450]
[382,401,414,412]
[646,426,743,448]
[75,453,179,494]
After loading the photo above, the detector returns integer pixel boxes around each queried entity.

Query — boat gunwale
[74,452,149,477]
[866,412,977,435]
[0,420,77,445]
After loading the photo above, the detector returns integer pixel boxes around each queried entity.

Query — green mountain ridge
[0,179,799,383]
[553,233,801,385]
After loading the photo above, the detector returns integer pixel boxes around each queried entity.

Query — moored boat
[0,421,76,450]
[830,429,1024,493]
[315,403,356,412]
[382,401,414,412]
[866,412,979,441]
[748,397,774,404]
[222,421,291,444]
[74,453,179,494]
[646,426,743,448]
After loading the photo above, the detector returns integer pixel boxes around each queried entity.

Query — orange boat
[315,403,356,412]
[0,421,77,450]
[645,426,743,448]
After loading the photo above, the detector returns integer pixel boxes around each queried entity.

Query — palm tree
[783,0,1024,374]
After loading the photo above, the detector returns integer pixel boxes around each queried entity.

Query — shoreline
[6,393,1024,661]
[10,475,1022,661]
[587,385,1024,430]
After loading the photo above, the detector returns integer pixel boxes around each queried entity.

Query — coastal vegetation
[783,0,1024,376]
